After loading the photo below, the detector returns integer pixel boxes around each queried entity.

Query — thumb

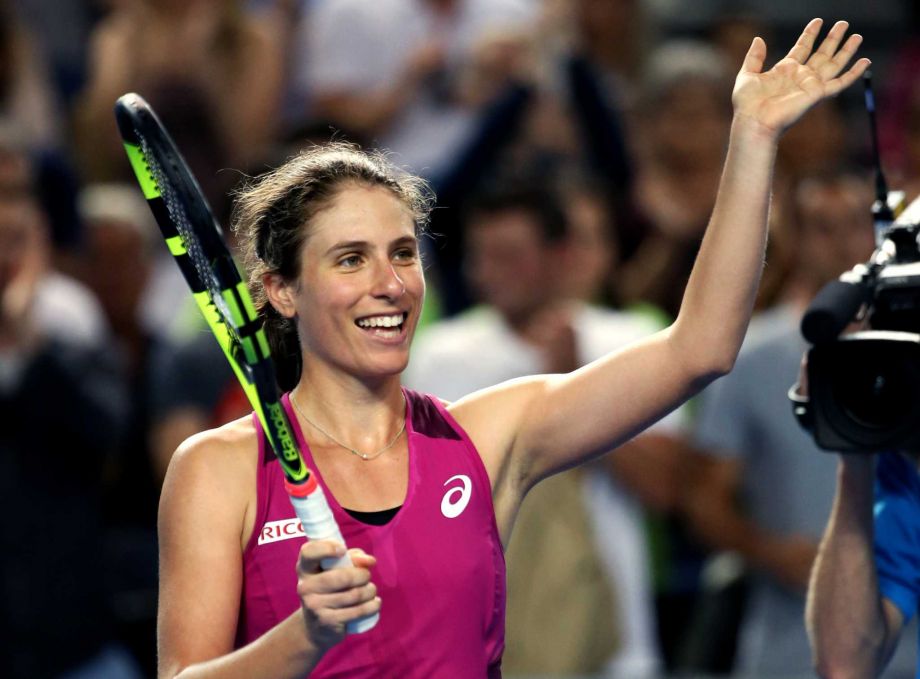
[740,36,767,74]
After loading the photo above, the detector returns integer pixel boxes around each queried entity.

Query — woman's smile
[355,312,409,341]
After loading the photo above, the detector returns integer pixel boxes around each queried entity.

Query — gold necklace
[291,395,406,461]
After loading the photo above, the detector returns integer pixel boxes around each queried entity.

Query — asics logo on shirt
[441,475,472,518]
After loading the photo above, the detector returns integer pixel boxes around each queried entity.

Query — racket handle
[285,479,380,634]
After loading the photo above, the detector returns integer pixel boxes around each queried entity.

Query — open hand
[732,19,870,139]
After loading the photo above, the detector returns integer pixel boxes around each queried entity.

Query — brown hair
[232,142,433,389]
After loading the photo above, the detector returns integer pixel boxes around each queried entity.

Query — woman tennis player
[158,20,868,678]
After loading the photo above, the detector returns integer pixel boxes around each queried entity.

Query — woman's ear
[262,272,297,319]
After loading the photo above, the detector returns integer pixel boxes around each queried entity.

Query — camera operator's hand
[791,352,809,401]
[732,19,869,140]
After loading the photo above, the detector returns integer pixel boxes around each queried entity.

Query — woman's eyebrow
[391,235,419,248]
[324,235,418,257]
[324,240,368,256]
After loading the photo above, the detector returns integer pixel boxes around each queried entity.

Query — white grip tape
[288,486,380,634]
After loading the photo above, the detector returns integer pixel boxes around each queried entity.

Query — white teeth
[357,314,405,329]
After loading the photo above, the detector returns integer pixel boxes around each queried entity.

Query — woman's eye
[338,254,362,268]
[393,248,417,263]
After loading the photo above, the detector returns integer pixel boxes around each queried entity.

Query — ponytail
[260,301,301,392]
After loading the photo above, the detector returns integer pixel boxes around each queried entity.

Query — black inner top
[343,506,402,526]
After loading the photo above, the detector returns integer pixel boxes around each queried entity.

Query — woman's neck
[290,362,406,446]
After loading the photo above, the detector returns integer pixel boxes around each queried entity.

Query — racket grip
[285,479,380,634]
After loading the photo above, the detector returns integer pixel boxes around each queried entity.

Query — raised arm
[806,456,904,679]
[451,20,869,505]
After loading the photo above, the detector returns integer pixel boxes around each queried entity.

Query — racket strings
[138,131,241,340]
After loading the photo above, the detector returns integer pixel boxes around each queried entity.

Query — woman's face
[282,183,425,380]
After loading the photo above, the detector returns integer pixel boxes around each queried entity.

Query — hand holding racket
[114,92,378,634]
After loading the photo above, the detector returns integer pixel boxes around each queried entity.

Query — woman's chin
[352,354,411,382]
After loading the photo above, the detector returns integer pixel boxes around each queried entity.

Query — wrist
[730,113,782,146]
[835,455,877,521]
[837,454,875,490]
[287,610,330,670]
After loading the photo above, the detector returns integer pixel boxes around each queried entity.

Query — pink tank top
[237,389,506,678]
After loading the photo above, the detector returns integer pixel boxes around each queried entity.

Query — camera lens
[830,346,916,429]
[808,334,920,450]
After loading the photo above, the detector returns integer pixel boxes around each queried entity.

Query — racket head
[114,93,232,300]
[114,92,310,485]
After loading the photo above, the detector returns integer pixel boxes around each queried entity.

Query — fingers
[310,581,378,611]
[316,594,381,627]
[302,589,381,629]
[824,57,871,97]
[784,18,823,63]
[297,539,347,575]
[348,548,377,569]
[322,582,377,611]
[814,20,850,59]
[298,559,371,594]
[299,571,380,627]
[796,352,810,399]
[297,543,377,602]
[789,18,869,97]
[811,24,863,81]
[830,33,864,71]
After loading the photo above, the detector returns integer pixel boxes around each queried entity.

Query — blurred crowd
[2,1,920,677]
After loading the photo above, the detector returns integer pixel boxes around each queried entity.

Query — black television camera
[794,75,920,451]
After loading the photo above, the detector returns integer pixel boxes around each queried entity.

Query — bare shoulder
[160,414,260,542]
[446,376,548,438]
[167,414,258,482]
[445,376,549,484]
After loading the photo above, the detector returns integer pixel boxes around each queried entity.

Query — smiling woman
[232,144,432,392]
[156,22,871,676]
[264,183,425,384]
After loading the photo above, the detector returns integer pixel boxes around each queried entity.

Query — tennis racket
[114,92,377,634]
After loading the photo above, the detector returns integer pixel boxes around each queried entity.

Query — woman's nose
[372,260,406,299]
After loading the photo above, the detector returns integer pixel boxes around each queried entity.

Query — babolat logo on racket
[267,402,307,480]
